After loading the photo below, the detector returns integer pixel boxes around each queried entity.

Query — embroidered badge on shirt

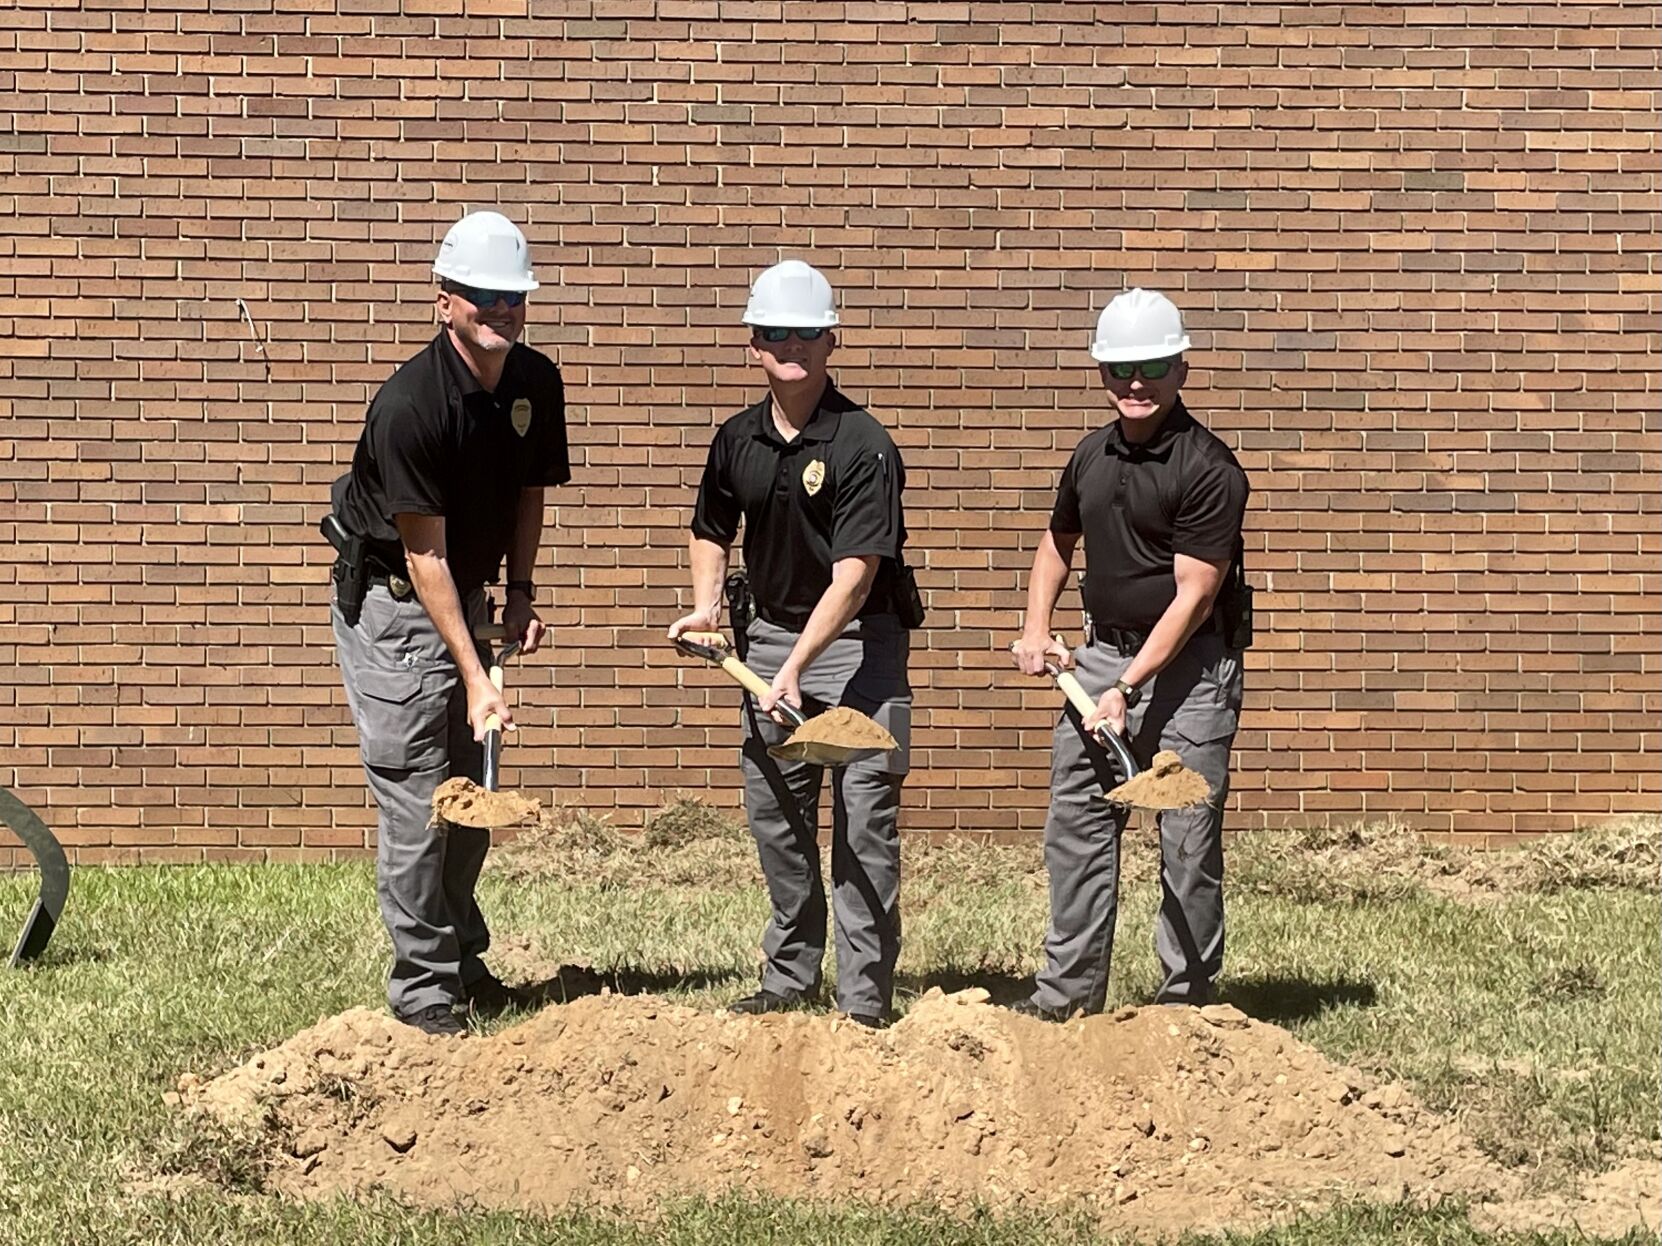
[510,397,533,438]
[802,459,826,497]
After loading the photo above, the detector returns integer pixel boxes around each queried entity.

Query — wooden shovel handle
[680,631,807,729]
[1053,671,1100,719]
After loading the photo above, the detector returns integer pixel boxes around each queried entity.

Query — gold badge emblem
[802,459,826,497]
[510,397,533,438]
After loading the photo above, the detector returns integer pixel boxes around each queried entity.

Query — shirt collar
[1103,397,1192,460]
[749,382,846,447]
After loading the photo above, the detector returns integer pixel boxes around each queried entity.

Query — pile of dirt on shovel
[168,988,1657,1235]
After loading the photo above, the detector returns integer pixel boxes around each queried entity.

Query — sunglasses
[752,326,828,343]
[442,283,527,308]
[1104,358,1180,381]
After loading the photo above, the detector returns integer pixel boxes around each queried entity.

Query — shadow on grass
[517,963,748,1008]
[1220,973,1378,1024]
[899,969,1034,1008]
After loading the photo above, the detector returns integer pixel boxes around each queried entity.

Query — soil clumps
[171,989,1651,1235]
[1108,749,1212,811]
[431,777,541,829]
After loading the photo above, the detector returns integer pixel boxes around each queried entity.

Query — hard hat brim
[742,312,840,330]
[432,263,540,293]
[1090,336,1191,364]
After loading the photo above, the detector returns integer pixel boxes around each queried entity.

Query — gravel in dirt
[1107,749,1212,812]
[174,989,1654,1235]
[430,778,541,830]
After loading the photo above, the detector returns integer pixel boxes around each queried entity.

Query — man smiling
[1011,288,1251,1019]
[327,210,570,1036]
[669,261,915,1028]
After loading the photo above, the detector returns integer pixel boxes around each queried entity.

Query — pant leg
[335,584,492,1016]
[740,620,828,998]
[1149,641,1242,1003]
[1032,643,1132,1014]
[829,758,903,1016]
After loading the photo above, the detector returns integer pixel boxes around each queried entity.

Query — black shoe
[465,972,531,1017]
[1008,997,1073,1024]
[727,988,813,1015]
[397,1003,467,1037]
[843,1011,889,1029]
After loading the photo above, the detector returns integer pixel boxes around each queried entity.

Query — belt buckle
[387,574,413,600]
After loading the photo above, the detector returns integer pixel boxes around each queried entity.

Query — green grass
[0,813,1655,1245]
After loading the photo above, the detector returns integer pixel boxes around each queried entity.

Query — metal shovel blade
[3,788,69,967]
[768,736,889,768]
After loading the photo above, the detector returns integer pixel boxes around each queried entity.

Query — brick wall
[1,1,1658,864]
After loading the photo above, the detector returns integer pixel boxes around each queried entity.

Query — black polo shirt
[1050,399,1248,632]
[331,329,570,593]
[691,384,906,625]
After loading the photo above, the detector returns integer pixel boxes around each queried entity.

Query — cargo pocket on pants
[354,665,446,771]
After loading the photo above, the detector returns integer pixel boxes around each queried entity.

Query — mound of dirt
[172,989,1644,1234]
[431,777,540,829]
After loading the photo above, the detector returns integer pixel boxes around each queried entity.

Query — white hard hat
[432,210,539,292]
[743,260,838,329]
[1090,288,1191,363]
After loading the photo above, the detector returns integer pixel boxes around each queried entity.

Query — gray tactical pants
[333,583,494,1017]
[1033,630,1243,1014]
[739,614,911,1017]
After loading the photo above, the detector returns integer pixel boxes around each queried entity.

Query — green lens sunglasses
[1105,358,1179,381]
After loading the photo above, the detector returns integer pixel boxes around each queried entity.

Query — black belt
[1092,614,1222,657]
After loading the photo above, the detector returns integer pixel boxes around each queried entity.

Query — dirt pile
[431,777,540,829]
[1108,749,1212,811]
[176,989,1571,1233]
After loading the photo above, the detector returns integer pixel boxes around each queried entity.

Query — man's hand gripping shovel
[672,632,896,767]
[430,624,543,831]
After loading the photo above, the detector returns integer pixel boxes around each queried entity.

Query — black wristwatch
[506,579,535,601]
[1111,678,1142,708]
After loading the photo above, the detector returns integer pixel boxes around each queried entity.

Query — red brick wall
[2,2,1658,863]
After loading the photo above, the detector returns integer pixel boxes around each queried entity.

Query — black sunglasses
[753,326,828,343]
[1105,358,1180,381]
[442,283,527,308]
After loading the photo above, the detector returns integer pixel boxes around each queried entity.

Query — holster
[321,512,370,628]
[1217,537,1254,651]
[723,570,754,661]
[893,558,927,630]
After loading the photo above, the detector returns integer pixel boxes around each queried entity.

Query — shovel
[430,624,540,831]
[673,631,896,767]
[1044,660,1142,798]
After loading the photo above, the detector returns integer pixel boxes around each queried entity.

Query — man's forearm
[505,487,546,584]
[1022,530,1076,638]
[407,552,488,685]
[689,537,730,623]
[1121,589,1218,688]
[787,557,876,678]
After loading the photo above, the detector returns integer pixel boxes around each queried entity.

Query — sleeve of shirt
[533,366,571,488]
[1048,448,1084,534]
[1172,458,1249,562]
[830,442,902,562]
[690,427,742,545]
[371,394,450,518]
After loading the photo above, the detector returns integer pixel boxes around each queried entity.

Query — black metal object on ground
[2,788,69,967]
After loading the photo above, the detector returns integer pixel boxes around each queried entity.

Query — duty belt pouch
[1219,537,1254,650]
[320,513,370,628]
[894,558,927,630]
[723,570,754,661]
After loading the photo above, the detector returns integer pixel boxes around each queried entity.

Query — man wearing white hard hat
[1010,288,1251,1018]
[326,209,570,1036]
[669,260,919,1028]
